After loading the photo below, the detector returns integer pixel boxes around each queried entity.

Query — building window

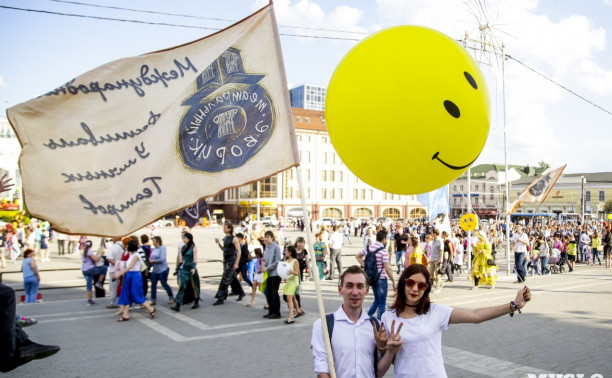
[305,135,310,142]
[453,185,457,191]
[338,188,343,199]
[322,188,327,199]
[322,136,328,144]
[330,189,335,200]
[361,189,366,200]
[383,208,400,219]
[331,154,336,164]
[475,184,479,191]
[599,191,605,202]
[323,153,327,164]
[454,198,457,204]
[460,185,464,191]
[330,171,335,182]
[368,189,373,200]
[353,189,358,200]
[490,186,494,200]
[322,170,327,181]
[339,171,343,181]
[305,169,310,181]
[305,117,311,124]
[586,191,591,202]
[239,176,277,198]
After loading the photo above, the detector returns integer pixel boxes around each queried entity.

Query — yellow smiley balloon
[326,26,490,194]
[459,213,479,231]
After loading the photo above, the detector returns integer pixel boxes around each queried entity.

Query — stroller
[548,248,566,274]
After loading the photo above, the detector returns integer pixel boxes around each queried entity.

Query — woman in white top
[115,240,155,322]
[377,264,531,378]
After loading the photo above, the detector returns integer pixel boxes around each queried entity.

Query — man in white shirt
[311,265,394,378]
[511,225,529,283]
[327,226,344,280]
[579,229,591,263]
[105,238,125,309]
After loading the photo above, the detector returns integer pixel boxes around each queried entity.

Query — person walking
[80,240,107,306]
[115,240,156,322]
[327,225,344,280]
[511,225,529,283]
[21,249,40,303]
[262,230,282,319]
[428,229,444,293]
[149,236,174,306]
[213,223,245,306]
[313,232,328,281]
[356,229,395,320]
[171,232,201,311]
[471,230,497,289]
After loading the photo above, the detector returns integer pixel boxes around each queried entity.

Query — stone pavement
[2,227,611,377]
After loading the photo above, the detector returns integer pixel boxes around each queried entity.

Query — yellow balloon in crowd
[608,214,612,220]
[325,26,490,194]
[459,213,479,231]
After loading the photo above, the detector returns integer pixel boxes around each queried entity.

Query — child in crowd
[246,248,264,307]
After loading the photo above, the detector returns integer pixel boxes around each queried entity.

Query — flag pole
[296,165,336,378]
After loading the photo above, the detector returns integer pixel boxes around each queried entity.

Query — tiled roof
[291,107,327,132]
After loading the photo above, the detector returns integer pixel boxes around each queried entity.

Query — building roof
[510,171,612,185]
[459,163,547,178]
[291,107,327,132]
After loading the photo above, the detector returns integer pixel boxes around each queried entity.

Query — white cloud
[0,75,6,88]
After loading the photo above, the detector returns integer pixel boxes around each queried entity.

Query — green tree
[538,160,550,169]
[604,199,612,214]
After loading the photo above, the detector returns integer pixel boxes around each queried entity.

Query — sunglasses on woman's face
[405,279,429,291]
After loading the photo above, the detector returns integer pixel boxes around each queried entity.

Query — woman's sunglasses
[405,279,429,291]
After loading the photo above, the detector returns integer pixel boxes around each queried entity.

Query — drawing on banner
[179,47,275,172]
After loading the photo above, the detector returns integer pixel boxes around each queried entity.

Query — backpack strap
[325,313,335,342]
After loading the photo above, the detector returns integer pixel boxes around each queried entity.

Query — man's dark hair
[339,265,369,286]
[236,232,244,239]
[376,230,387,242]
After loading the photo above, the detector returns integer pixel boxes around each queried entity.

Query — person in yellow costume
[471,230,497,289]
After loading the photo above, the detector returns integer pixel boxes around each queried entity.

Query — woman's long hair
[181,232,194,256]
[83,240,93,258]
[389,264,432,316]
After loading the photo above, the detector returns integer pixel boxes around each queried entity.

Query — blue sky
[1,0,611,173]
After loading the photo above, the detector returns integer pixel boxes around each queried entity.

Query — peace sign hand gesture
[372,320,388,351]
[386,320,403,354]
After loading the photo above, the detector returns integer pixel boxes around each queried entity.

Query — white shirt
[311,306,376,378]
[107,241,124,272]
[329,231,344,249]
[512,232,529,253]
[127,253,142,272]
[381,304,453,378]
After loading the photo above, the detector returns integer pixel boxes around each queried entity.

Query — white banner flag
[509,164,566,214]
[7,4,299,237]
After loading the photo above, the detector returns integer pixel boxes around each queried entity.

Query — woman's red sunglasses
[405,279,429,291]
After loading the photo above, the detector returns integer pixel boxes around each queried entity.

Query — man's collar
[336,305,369,325]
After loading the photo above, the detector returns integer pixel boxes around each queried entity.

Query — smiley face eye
[444,100,460,118]
[464,71,477,89]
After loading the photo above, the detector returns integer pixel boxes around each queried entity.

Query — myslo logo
[528,374,604,378]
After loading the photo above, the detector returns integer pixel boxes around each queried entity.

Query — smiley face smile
[432,151,477,170]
